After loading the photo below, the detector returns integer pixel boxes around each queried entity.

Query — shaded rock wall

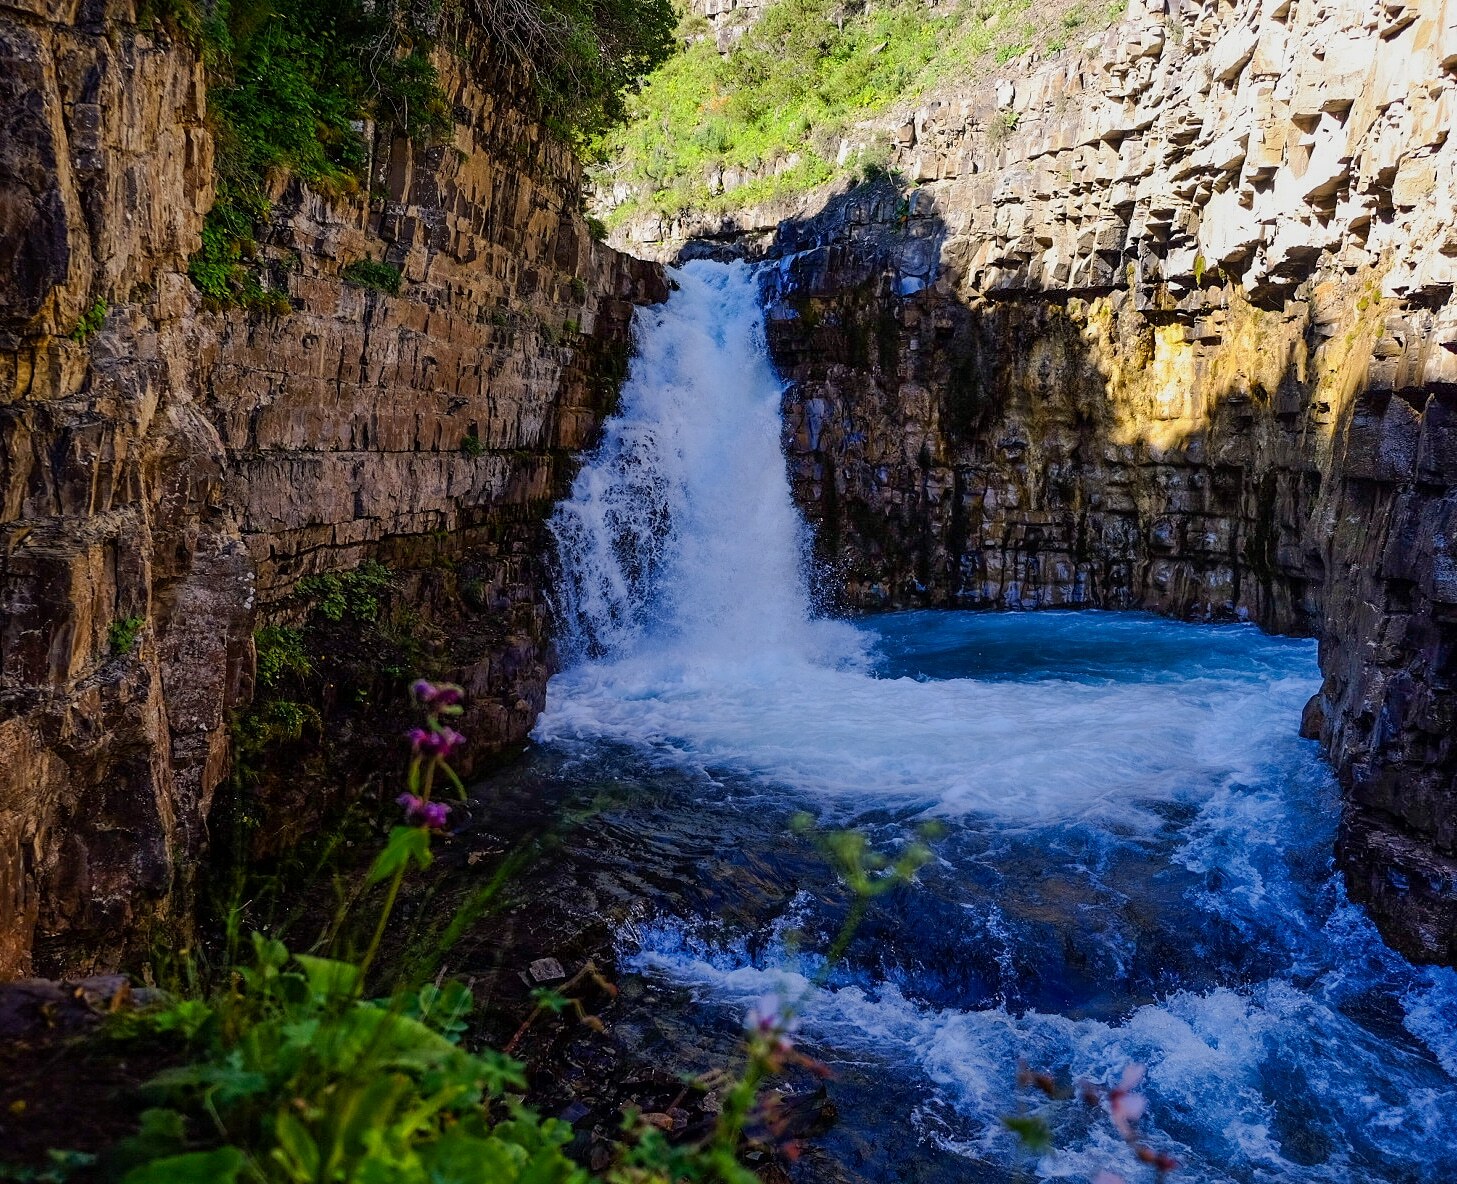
[687,0,1457,960]
[0,1,662,977]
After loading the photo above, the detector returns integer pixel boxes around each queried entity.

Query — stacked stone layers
[663,0,1457,960]
[0,2,662,977]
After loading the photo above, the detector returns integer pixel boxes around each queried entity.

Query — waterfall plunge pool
[491,262,1457,1182]
[523,609,1457,1184]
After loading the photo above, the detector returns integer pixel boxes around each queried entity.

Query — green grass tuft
[341,259,402,294]
[108,616,146,656]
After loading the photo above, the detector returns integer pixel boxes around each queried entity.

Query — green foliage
[593,0,1117,222]
[254,625,311,689]
[486,0,678,142]
[367,825,435,883]
[187,0,450,309]
[109,616,146,656]
[341,258,403,294]
[69,297,109,342]
[461,431,485,457]
[236,698,321,751]
[110,934,577,1184]
[234,626,319,771]
[296,560,394,624]
[189,187,292,313]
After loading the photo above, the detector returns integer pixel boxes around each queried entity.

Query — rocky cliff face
[627,0,1457,961]
[0,1,662,978]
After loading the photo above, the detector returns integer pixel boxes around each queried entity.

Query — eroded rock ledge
[641,0,1457,961]
[0,1,663,977]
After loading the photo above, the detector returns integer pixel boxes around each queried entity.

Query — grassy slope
[589,0,1129,226]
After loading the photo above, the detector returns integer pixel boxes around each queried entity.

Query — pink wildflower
[745,990,799,1053]
[1107,1063,1148,1140]
[397,792,450,830]
[411,679,464,710]
[407,726,464,758]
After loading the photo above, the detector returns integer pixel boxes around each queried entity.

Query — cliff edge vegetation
[141,0,676,308]
[588,0,1127,225]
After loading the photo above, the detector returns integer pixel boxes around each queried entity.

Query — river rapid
[514,261,1457,1183]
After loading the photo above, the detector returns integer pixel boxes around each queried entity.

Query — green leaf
[137,1109,186,1141]
[476,1049,529,1096]
[294,954,362,1001]
[529,988,570,1015]
[439,761,467,799]
[251,931,290,972]
[122,1146,246,1184]
[367,826,433,884]
[269,1109,320,1182]
[1002,1113,1053,1154]
[149,997,213,1038]
[146,1061,268,1105]
[322,1073,416,1171]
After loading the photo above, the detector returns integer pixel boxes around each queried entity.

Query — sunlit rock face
[0,7,663,977]
[659,0,1457,961]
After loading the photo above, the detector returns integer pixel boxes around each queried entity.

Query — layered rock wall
[649,0,1457,959]
[0,1,661,977]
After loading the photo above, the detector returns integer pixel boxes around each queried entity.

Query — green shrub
[254,625,311,689]
[341,258,403,294]
[484,0,678,142]
[296,561,394,624]
[108,616,146,656]
[236,696,320,751]
[461,432,485,457]
[69,297,109,342]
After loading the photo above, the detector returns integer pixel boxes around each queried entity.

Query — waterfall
[549,260,857,668]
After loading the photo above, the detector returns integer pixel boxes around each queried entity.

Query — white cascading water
[541,261,1312,827]
[548,259,858,669]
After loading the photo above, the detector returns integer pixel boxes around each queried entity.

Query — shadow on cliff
[699,177,1341,637]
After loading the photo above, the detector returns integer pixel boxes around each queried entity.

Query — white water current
[536,260,1457,1183]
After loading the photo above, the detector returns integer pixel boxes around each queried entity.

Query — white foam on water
[626,921,1457,1184]
[539,656,1321,827]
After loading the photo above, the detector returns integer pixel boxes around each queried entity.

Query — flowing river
[524,261,1457,1183]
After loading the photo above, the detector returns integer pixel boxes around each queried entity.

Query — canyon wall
[622,0,1457,961]
[0,1,662,977]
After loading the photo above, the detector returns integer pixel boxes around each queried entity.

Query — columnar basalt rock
[638,0,1457,961]
[0,3,663,978]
